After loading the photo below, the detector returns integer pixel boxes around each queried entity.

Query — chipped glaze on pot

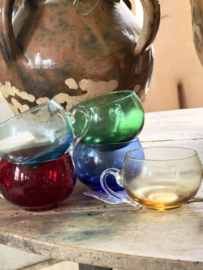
[0,0,160,115]
[191,0,203,66]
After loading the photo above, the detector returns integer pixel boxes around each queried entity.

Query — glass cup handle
[68,105,92,146]
[100,168,140,207]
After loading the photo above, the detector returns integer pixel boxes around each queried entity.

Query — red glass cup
[0,153,76,211]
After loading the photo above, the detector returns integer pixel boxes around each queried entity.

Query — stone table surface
[0,108,203,270]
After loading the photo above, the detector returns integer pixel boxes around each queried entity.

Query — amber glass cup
[100,147,203,210]
[70,90,144,144]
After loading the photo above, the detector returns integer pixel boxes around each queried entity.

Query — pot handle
[0,0,28,65]
[134,0,161,56]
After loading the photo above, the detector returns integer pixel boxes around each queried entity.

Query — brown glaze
[191,0,203,66]
[0,0,160,114]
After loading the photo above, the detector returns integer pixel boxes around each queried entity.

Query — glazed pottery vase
[73,138,143,192]
[191,0,203,66]
[0,0,160,115]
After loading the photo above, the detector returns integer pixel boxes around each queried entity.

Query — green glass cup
[70,90,144,144]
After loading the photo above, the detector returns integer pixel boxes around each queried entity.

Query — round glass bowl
[0,153,76,211]
[73,138,144,192]
[71,90,144,144]
[100,147,203,210]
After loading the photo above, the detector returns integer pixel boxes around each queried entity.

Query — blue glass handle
[100,168,140,206]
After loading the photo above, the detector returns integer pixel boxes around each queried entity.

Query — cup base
[18,204,60,212]
[129,187,192,211]
[144,204,181,211]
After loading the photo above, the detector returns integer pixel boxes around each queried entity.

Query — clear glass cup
[0,99,92,163]
[100,147,203,210]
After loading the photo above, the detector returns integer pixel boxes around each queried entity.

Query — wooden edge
[0,232,202,270]
[79,264,112,270]
[16,259,63,270]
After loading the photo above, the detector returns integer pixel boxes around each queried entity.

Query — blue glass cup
[73,138,144,192]
[0,100,92,163]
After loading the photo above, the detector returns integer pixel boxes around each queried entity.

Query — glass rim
[73,90,135,109]
[0,152,71,165]
[79,137,140,147]
[126,146,198,161]
[0,99,65,126]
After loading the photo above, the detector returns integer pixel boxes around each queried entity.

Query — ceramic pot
[191,0,203,65]
[0,0,160,115]
[73,138,143,192]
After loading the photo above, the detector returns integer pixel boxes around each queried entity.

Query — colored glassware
[73,138,144,192]
[100,147,203,210]
[0,153,76,211]
[70,90,145,144]
[0,99,91,163]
